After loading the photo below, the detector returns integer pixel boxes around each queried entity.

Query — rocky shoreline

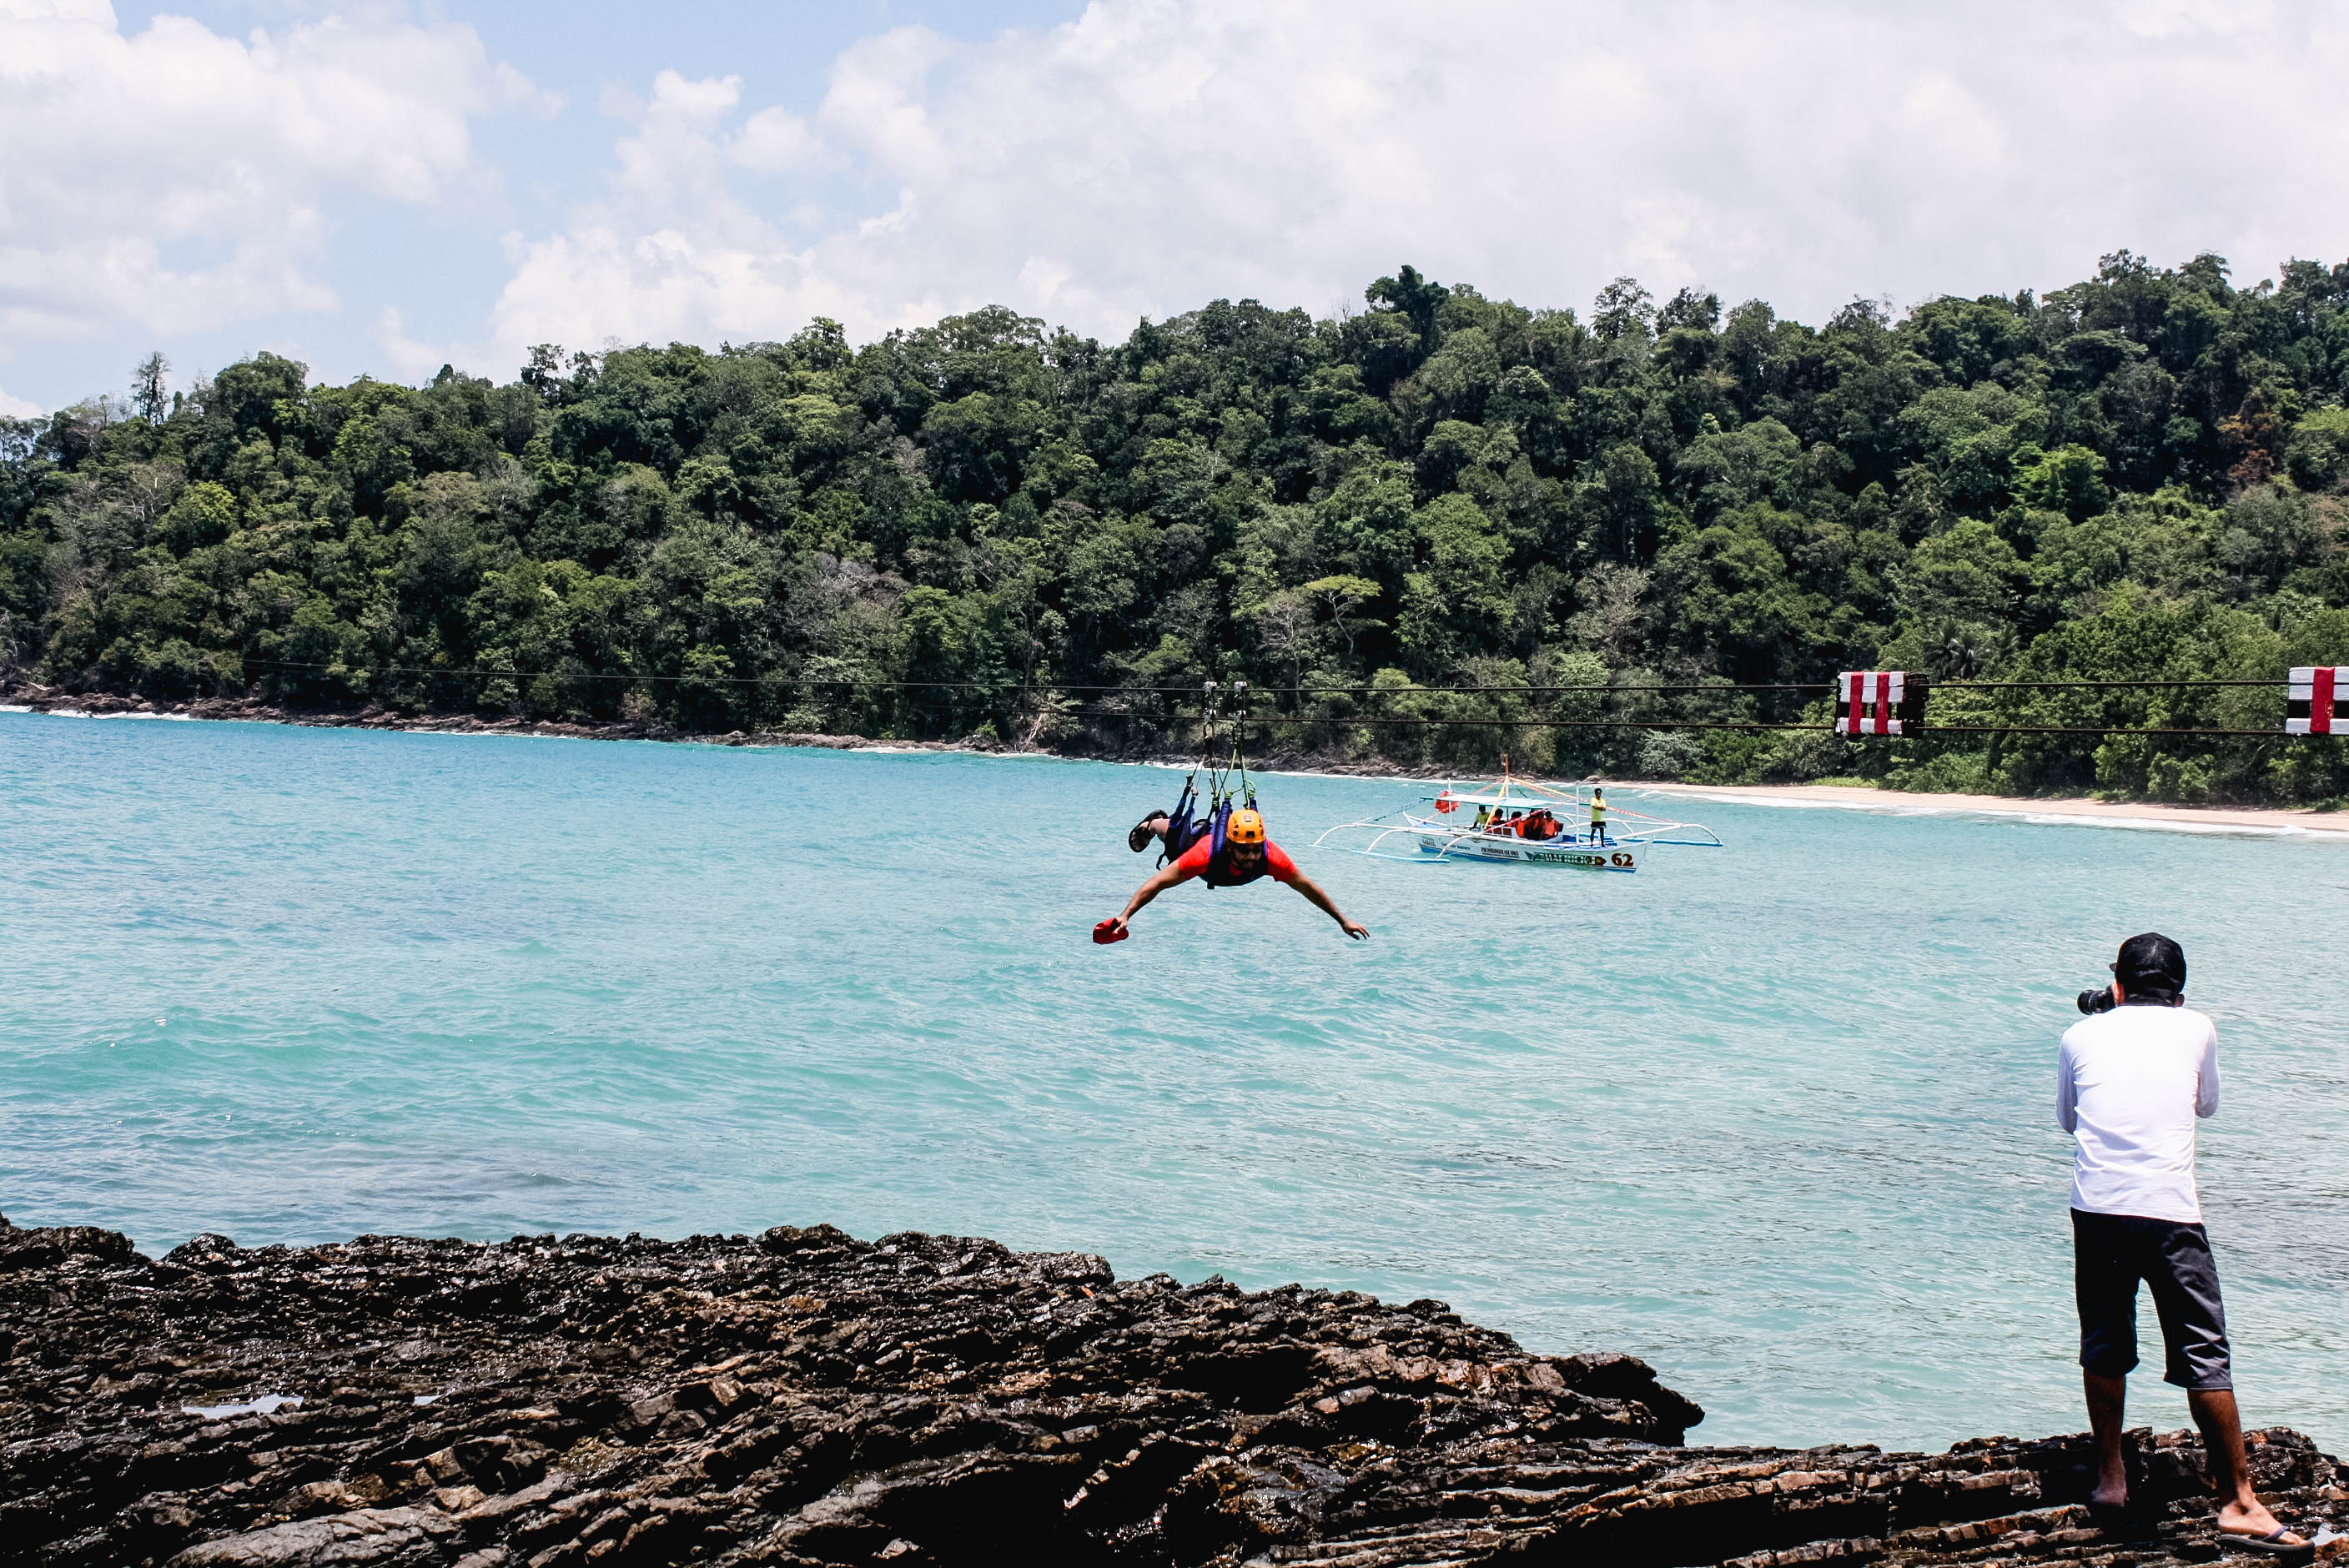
[0,682,910,756]
[0,679,1528,779]
[3,1216,2341,1566]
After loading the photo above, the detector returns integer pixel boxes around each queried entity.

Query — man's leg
[2146,1224,2302,1545]
[2072,1210,2142,1508]
[2186,1389,2295,1540]
[2084,1370,2129,1506]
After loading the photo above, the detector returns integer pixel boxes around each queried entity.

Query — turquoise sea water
[3,708,2345,1453]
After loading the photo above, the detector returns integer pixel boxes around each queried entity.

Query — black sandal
[2219,1525,2312,1557]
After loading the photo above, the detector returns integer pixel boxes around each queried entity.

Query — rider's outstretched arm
[1289,874,1369,939]
[1109,864,1188,933]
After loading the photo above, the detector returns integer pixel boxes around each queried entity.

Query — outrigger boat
[1311,768,1722,872]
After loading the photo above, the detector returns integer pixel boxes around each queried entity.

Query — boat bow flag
[2287,666,2343,735]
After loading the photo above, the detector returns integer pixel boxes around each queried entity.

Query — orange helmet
[1225,808,1267,845]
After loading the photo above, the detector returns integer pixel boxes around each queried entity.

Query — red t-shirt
[1174,837,1298,886]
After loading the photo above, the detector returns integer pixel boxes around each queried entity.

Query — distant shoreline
[1629,780,2349,838]
[10,683,2347,837]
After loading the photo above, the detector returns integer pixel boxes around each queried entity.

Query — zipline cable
[1047,709,2301,740]
[858,693,2308,741]
[177,659,2336,741]
[224,658,2294,697]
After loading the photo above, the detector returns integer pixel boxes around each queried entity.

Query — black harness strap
[1150,679,1265,884]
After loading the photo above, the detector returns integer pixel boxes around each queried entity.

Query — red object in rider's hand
[1093,919,1129,945]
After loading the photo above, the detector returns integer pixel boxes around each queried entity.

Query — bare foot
[2090,1483,2129,1510]
[2217,1495,2306,1549]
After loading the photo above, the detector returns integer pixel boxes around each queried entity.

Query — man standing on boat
[2056,933,2305,1555]
[1588,787,1608,847]
[1100,809,1368,942]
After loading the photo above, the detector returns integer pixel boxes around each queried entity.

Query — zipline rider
[1103,808,1368,942]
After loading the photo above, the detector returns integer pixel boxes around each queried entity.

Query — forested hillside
[4,252,2347,802]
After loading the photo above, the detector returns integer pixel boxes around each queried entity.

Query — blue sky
[7,0,2349,416]
[96,2,1024,329]
[98,1,1080,342]
[11,0,1086,411]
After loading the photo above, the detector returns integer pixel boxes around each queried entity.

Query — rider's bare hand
[1340,918,1369,940]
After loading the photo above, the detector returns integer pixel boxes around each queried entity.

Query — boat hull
[1414,833,1637,871]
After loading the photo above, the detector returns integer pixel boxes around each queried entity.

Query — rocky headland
[3,1214,2341,1567]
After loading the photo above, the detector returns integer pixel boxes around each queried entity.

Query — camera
[2077,986,2117,1015]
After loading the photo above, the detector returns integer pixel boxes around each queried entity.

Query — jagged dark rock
[1,1214,2341,1565]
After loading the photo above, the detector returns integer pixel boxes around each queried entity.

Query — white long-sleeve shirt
[2057,1003,2220,1223]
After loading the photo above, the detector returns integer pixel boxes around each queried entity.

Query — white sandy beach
[1628,781,2349,837]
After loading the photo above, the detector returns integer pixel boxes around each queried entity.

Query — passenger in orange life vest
[1102,808,1368,941]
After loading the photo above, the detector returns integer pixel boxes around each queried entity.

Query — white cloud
[2114,0,2272,38]
[422,0,2349,370]
[0,383,43,419]
[409,68,894,369]
[450,0,2349,370]
[36,0,2337,389]
[372,305,446,382]
[732,106,822,173]
[611,70,744,209]
[0,1,555,350]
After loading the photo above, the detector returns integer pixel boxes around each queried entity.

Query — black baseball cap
[2111,932,2186,995]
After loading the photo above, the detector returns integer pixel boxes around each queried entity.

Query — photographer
[2058,933,2306,1555]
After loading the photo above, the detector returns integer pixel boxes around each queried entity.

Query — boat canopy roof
[1431,788,1580,808]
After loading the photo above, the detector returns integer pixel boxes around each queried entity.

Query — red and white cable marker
[2286,666,2343,735]
[1835,671,1914,736]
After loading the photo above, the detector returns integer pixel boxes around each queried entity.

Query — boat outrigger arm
[1310,771,1722,873]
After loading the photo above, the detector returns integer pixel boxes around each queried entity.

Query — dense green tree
[6,253,2347,802]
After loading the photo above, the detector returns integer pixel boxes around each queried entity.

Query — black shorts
[2071,1209,2232,1390]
